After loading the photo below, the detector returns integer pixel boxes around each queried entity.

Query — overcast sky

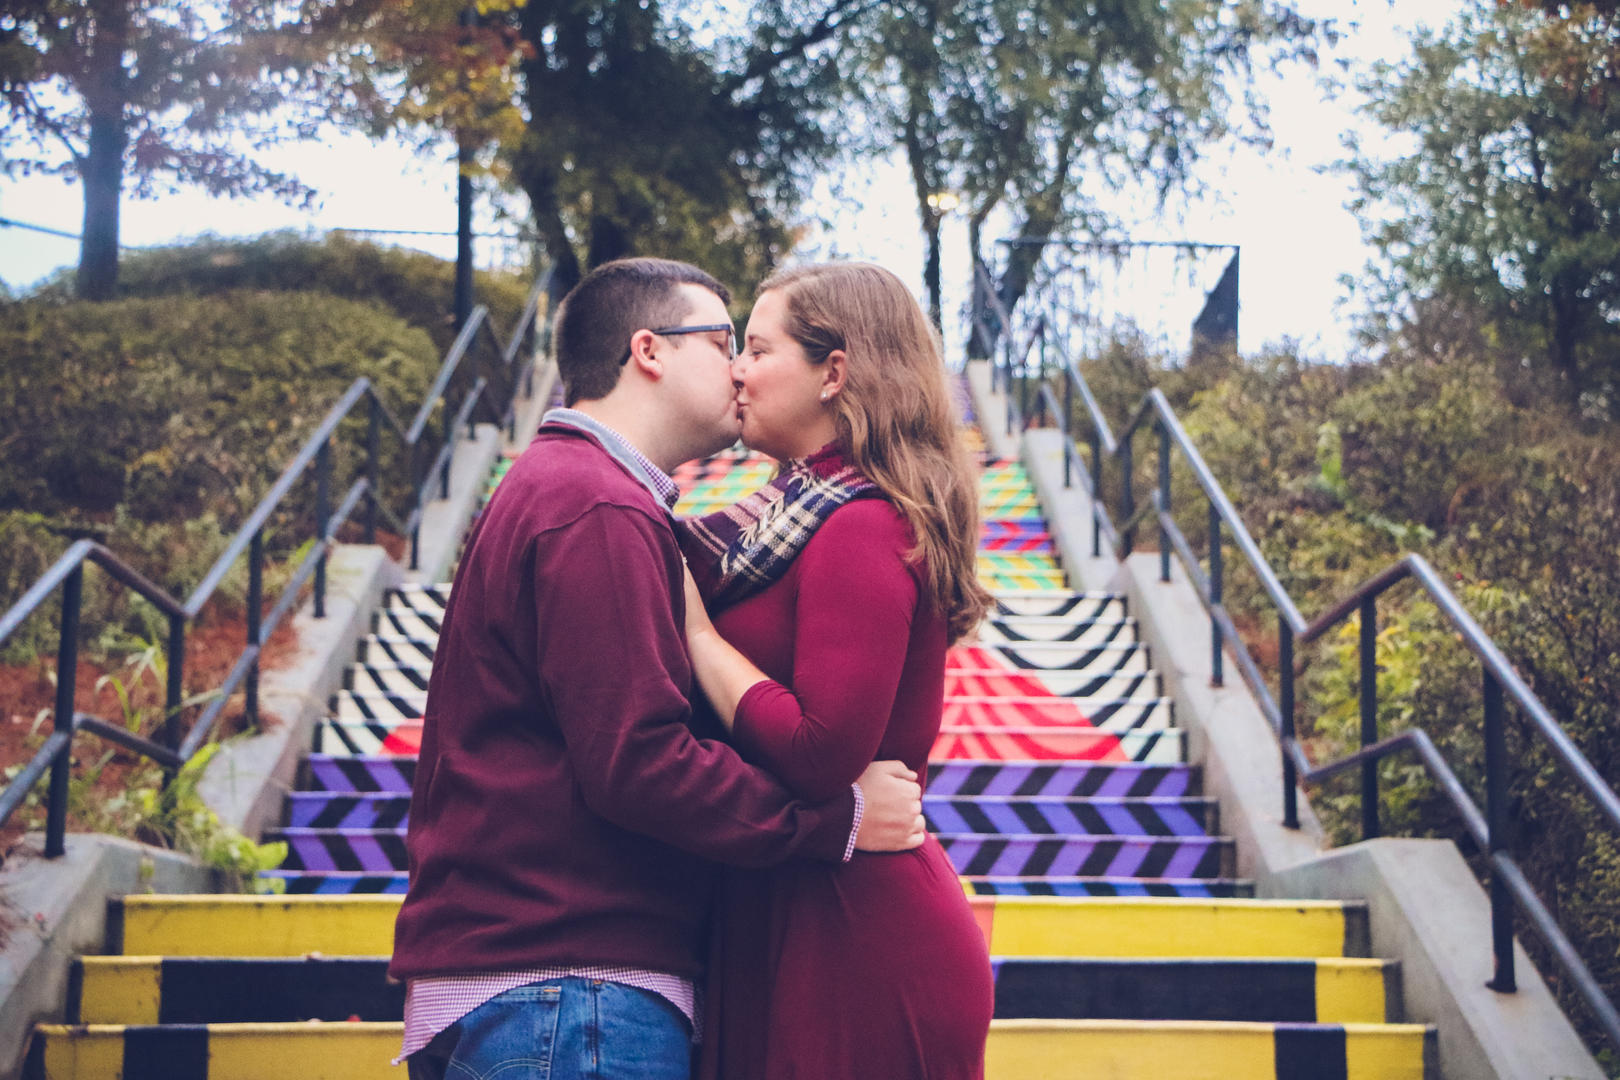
[0,0,1462,358]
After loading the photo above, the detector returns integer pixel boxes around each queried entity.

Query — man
[390,257,927,1080]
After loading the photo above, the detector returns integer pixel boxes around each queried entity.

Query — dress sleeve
[730,500,919,802]
[534,503,857,866]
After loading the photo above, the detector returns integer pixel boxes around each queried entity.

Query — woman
[678,262,994,1079]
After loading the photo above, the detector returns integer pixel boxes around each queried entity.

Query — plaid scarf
[678,443,879,610]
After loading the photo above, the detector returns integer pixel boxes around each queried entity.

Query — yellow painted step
[115,895,1364,960]
[33,1022,400,1080]
[984,1019,1436,1080]
[71,954,1393,1026]
[115,895,400,958]
[979,897,1362,959]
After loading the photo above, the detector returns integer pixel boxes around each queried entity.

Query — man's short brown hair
[553,258,731,406]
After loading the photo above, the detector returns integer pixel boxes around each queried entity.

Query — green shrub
[32,232,533,359]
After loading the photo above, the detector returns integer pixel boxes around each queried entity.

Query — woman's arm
[684,501,919,802]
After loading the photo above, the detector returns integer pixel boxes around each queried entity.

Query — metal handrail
[0,270,553,859]
[988,278,1620,1054]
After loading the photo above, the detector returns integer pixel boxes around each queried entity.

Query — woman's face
[733,289,838,460]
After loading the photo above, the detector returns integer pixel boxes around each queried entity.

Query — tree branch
[720,0,886,96]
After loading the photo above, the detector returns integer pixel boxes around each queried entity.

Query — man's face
[658,283,742,456]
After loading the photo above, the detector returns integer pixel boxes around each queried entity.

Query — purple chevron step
[962,877,1253,898]
[286,792,410,829]
[265,829,408,873]
[925,761,1199,798]
[924,795,1216,837]
[935,834,1233,879]
[261,871,409,894]
[300,755,416,793]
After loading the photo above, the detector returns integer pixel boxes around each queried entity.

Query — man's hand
[853,760,926,852]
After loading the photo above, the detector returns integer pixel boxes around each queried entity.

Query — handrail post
[163,612,185,755]
[1280,617,1299,829]
[439,413,453,499]
[246,530,263,729]
[46,565,83,858]
[1208,503,1224,687]
[1483,671,1518,993]
[1003,331,1014,438]
[1360,597,1381,840]
[366,396,381,544]
[1120,432,1136,556]
[1036,324,1047,427]
[1090,431,1103,557]
[315,438,330,619]
[1158,421,1172,583]
[1062,371,1073,488]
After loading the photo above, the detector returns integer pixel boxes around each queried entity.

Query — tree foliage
[1345,1,1620,416]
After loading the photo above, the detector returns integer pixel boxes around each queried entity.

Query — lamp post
[453,5,478,331]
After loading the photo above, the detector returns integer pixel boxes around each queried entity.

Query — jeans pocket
[591,982,692,1080]
[445,983,564,1080]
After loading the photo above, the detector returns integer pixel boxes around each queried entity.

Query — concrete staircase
[27,395,1439,1078]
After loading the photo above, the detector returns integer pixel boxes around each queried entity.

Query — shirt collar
[542,408,680,510]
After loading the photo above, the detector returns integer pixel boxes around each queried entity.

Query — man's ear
[823,349,848,398]
[627,328,663,380]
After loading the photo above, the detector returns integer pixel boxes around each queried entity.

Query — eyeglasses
[622,323,738,365]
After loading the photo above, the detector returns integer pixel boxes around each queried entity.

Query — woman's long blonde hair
[760,262,991,642]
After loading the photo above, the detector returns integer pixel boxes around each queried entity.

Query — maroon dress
[696,499,994,1080]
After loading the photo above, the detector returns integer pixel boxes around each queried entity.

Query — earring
[820,391,830,402]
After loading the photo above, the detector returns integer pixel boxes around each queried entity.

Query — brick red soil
[0,596,303,862]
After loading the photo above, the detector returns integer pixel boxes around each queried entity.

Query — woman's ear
[823,349,848,399]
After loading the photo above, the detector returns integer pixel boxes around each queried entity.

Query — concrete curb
[968,372,1604,1079]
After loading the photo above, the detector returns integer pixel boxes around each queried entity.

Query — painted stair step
[976,616,1137,647]
[29,1021,402,1080]
[984,1020,1436,1080]
[281,791,1216,834]
[935,834,1232,880]
[942,697,1175,733]
[265,828,408,874]
[989,592,1125,619]
[300,758,1202,800]
[979,570,1070,592]
[261,871,409,894]
[350,636,1154,678]
[926,761,1198,799]
[963,878,1253,899]
[930,726,1184,763]
[256,870,1259,900]
[924,795,1216,837]
[285,792,411,829]
[268,828,1231,879]
[980,534,1055,554]
[325,690,1174,734]
[300,755,416,793]
[316,717,1184,762]
[29,1020,1436,1080]
[113,895,1368,959]
[948,642,1151,673]
[353,611,1138,659]
[978,552,1061,573]
[70,955,1394,1026]
[945,669,1161,701]
[73,956,406,1025]
[980,521,1054,541]
[989,957,1397,1025]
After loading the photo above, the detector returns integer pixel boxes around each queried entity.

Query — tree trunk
[76,0,129,301]
[585,214,631,270]
[923,212,943,331]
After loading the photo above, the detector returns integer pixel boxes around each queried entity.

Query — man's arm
[534,503,919,866]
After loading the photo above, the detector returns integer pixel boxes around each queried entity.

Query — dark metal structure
[971,258,1620,1056]
[0,269,553,860]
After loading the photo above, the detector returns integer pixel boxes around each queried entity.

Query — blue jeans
[407,977,691,1080]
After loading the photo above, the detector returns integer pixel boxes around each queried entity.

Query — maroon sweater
[389,425,857,981]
